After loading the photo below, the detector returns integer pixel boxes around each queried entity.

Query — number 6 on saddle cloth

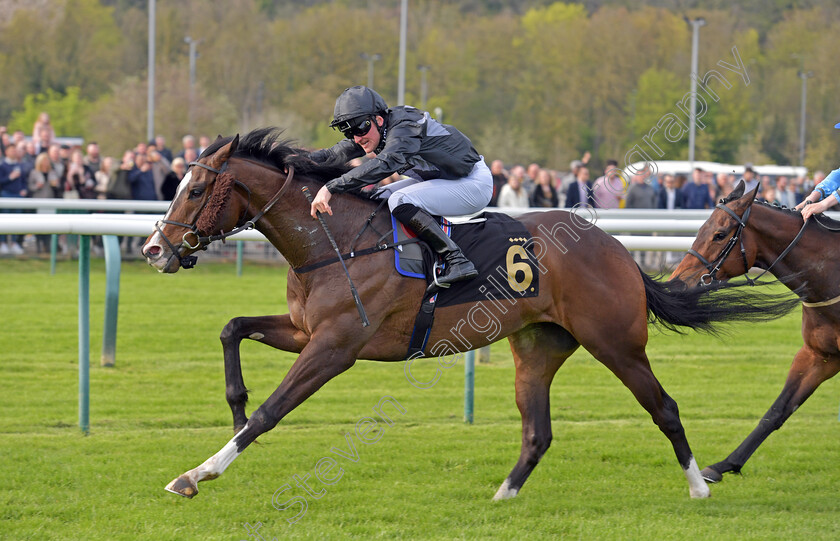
[392,212,540,358]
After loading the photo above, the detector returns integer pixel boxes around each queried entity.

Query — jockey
[308,85,493,287]
[797,122,840,221]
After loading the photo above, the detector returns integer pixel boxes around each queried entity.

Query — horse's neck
[752,205,830,293]
[253,177,383,270]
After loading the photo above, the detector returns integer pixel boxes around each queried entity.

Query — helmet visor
[333,117,374,139]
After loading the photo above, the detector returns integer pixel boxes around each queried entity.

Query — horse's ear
[722,179,745,203]
[209,135,239,168]
[747,180,761,200]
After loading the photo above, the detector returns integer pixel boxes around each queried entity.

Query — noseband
[154,160,294,269]
[687,203,752,287]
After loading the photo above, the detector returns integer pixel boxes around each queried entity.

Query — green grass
[1,259,839,540]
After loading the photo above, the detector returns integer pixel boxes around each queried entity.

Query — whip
[302,186,370,327]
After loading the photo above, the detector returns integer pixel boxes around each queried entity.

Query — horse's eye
[712,231,726,241]
[189,188,203,199]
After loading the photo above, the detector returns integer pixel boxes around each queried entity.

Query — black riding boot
[396,205,478,287]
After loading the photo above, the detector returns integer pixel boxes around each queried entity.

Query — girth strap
[292,238,421,274]
[406,289,438,359]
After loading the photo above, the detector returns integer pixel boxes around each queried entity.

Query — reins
[292,198,420,274]
[155,160,295,269]
[157,157,415,277]
[195,164,294,245]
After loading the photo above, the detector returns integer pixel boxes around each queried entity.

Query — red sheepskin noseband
[195,171,236,236]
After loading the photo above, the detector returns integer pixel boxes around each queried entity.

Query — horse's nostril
[144,244,162,259]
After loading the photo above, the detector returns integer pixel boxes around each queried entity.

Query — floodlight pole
[397,0,407,105]
[360,53,382,90]
[686,17,706,167]
[798,69,814,167]
[147,0,156,143]
[418,65,430,109]
[185,36,201,132]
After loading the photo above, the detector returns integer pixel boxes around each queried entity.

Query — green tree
[47,0,122,99]
[630,68,688,161]
[8,87,90,138]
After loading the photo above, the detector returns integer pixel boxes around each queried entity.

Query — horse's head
[672,179,760,287]
[143,135,246,273]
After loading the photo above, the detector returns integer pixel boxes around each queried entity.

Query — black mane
[753,199,800,215]
[749,197,840,230]
[200,127,352,184]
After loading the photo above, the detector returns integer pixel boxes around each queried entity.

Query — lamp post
[398,0,407,105]
[798,69,814,167]
[360,53,382,89]
[147,0,156,143]
[685,16,706,166]
[418,65,430,109]
[184,36,202,132]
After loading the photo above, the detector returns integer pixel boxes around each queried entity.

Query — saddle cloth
[392,211,540,308]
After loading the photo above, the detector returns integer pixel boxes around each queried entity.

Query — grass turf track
[1,259,838,540]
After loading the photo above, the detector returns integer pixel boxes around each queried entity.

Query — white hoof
[689,483,711,499]
[688,487,712,499]
[492,479,519,501]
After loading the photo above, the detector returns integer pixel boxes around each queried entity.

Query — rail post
[236,240,244,276]
[464,350,475,424]
[101,235,121,367]
[78,236,90,435]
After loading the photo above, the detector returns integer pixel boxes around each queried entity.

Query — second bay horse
[673,180,839,482]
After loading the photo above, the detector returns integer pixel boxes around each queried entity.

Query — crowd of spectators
[484,156,816,212]
[0,113,193,255]
[0,113,822,257]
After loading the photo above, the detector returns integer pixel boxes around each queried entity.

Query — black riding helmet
[329,86,388,135]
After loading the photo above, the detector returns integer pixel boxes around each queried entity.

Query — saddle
[391,214,487,280]
[400,211,540,358]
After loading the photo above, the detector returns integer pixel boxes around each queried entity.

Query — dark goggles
[334,117,374,139]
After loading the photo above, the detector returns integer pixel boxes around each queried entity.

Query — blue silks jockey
[797,122,840,222]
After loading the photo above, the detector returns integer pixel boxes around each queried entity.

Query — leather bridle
[687,203,753,286]
[154,159,294,269]
[687,201,809,287]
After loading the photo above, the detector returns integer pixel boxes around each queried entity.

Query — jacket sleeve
[309,139,365,167]
[815,168,840,203]
[0,164,11,188]
[127,168,141,186]
[325,117,423,194]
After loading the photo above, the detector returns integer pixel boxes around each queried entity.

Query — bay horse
[673,180,840,483]
[142,129,795,500]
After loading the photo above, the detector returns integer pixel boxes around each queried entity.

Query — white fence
[0,198,713,251]
[3,198,835,252]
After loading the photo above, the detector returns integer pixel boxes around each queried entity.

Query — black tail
[639,267,801,334]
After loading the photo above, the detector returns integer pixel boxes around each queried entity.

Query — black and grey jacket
[310,106,481,194]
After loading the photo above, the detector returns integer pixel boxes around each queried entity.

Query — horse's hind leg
[594,343,709,498]
[702,346,840,483]
[494,323,578,500]
[220,314,309,433]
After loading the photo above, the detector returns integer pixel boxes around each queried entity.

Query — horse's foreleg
[495,323,577,501]
[220,314,309,433]
[166,337,357,498]
[702,347,840,483]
